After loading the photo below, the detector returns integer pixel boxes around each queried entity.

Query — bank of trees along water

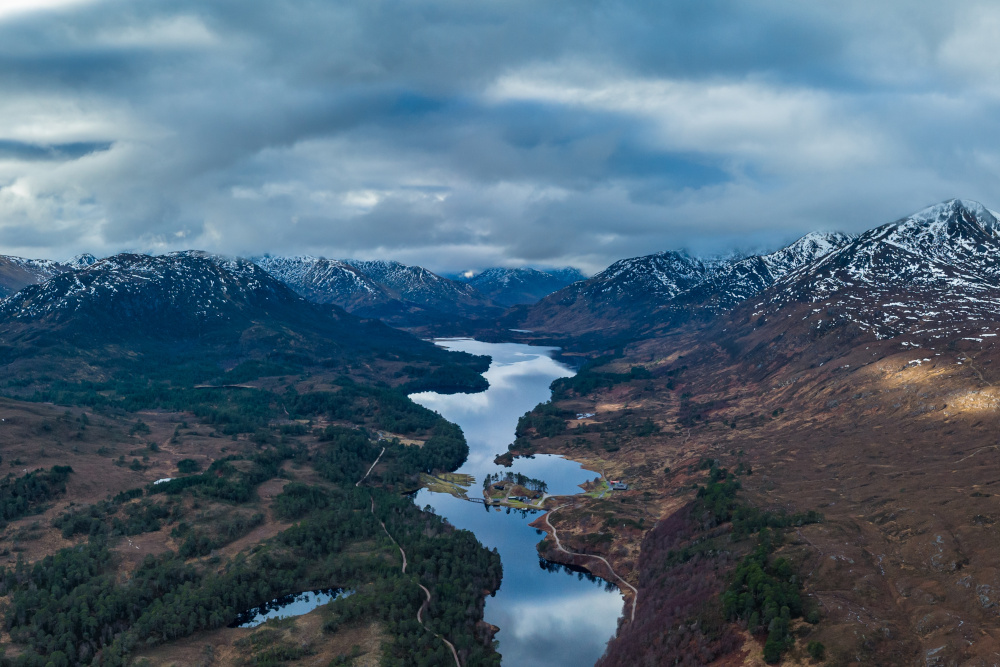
[0,372,502,666]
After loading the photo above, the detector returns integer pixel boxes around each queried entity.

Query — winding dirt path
[369,496,460,666]
[542,504,639,622]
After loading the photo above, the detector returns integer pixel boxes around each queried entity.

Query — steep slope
[252,255,393,311]
[510,251,707,334]
[0,251,473,378]
[344,259,498,318]
[253,255,500,329]
[758,199,1000,339]
[661,231,851,318]
[463,267,585,306]
[0,255,70,297]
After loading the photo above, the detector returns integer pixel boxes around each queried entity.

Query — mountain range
[5,198,999,349]
[0,250,493,391]
[251,256,585,327]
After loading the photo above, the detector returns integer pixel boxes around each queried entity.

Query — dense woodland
[0,465,73,527]
[2,485,501,666]
[0,357,502,666]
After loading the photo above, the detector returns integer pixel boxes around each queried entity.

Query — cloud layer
[1,0,999,273]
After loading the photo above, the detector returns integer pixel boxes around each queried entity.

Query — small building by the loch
[609,480,628,491]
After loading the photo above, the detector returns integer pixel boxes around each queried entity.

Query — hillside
[0,254,70,298]
[344,259,499,317]
[507,199,1000,665]
[508,251,708,334]
[253,255,502,330]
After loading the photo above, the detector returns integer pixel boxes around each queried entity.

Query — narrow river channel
[410,339,623,667]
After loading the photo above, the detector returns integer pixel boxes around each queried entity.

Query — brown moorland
[514,299,1000,665]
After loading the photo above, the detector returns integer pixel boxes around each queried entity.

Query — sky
[1,0,999,274]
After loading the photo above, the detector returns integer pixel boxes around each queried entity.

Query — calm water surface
[231,588,353,628]
[410,339,623,667]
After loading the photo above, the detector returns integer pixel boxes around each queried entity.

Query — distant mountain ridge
[459,267,586,307]
[516,197,1000,343]
[343,259,491,314]
[0,255,71,298]
[250,255,498,328]
[250,256,586,327]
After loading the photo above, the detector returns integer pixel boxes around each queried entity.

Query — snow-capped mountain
[0,251,298,337]
[343,259,493,314]
[585,252,707,301]
[462,267,585,307]
[251,256,501,326]
[0,255,71,297]
[69,253,99,269]
[667,232,852,316]
[781,199,1000,293]
[755,199,1000,339]
[253,255,392,311]
[509,251,708,334]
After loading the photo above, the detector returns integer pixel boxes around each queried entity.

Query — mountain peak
[69,253,98,269]
[906,198,997,229]
[762,231,852,276]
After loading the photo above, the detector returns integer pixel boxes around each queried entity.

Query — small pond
[231,588,353,628]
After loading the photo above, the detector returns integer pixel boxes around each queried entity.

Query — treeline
[25,372,456,440]
[693,468,822,538]
[515,402,571,438]
[550,362,652,400]
[550,354,689,402]
[398,362,489,395]
[29,378,278,435]
[288,380,444,435]
[0,466,73,527]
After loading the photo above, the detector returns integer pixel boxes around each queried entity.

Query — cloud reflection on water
[409,340,622,667]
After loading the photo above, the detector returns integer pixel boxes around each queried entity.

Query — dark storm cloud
[0,139,111,160]
[0,0,997,273]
